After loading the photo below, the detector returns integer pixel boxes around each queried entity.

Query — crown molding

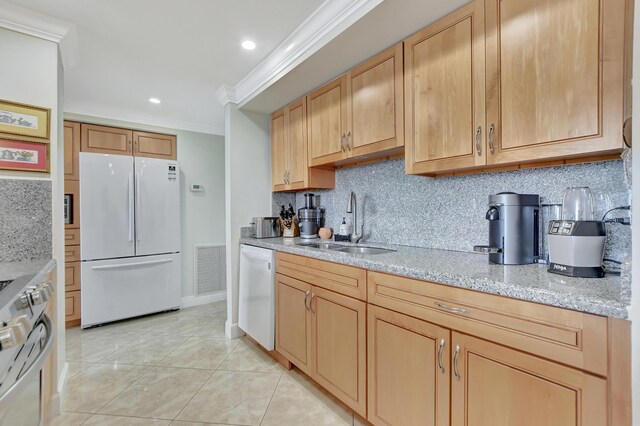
[215,0,383,106]
[65,101,225,136]
[0,0,78,69]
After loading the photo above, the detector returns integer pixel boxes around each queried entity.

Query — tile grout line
[258,371,285,426]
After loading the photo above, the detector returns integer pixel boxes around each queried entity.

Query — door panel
[270,109,287,191]
[134,157,180,256]
[81,124,132,155]
[405,1,486,174]
[311,286,367,417]
[451,332,607,426]
[287,99,307,189]
[133,131,177,160]
[64,121,80,180]
[275,274,312,375]
[79,153,135,260]
[308,76,348,166]
[368,305,450,426]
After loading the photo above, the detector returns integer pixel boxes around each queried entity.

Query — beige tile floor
[52,301,367,426]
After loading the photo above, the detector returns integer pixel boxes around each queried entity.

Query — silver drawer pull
[434,302,470,315]
[437,339,445,374]
[453,345,461,381]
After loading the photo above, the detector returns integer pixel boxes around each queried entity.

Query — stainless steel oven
[0,273,54,426]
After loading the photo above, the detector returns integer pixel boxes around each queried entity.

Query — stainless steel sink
[333,246,395,255]
[296,241,345,250]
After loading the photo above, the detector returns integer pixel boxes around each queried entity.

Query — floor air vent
[194,244,226,295]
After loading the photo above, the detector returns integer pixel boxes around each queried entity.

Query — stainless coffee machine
[474,192,540,265]
[298,193,325,239]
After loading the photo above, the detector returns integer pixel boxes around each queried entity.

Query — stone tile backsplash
[273,157,632,262]
[0,179,52,262]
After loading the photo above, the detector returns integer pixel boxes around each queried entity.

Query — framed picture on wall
[0,139,50,173]
[0,99,50,142]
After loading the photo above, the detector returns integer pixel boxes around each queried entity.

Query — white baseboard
[225,321,244,339]
[181,291,226,308]
[49,361,69,418]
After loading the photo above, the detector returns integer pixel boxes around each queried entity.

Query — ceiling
[244,0,468,114]
[6,0,321,134]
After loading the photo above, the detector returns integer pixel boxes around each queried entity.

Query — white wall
[64,113,226,298]
[224,103,271,338]
[0,27,65,413]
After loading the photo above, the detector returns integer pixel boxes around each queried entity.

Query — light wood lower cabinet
[275,273,367,417]
[368,305,450,426]
[65,290,81,323]
[451,332,607,426]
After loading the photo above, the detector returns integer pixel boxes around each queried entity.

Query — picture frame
[0,139,50,173]
[0,99,51,142]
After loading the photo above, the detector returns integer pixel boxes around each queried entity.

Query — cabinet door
[485,0,625,165]
[270,108,287,191]
[133,131,177,160]
[286,98,308,190]
[368,305,450,426]
[404,0,486,175]
[65,261,81,292]
[275,274,312,375]
[81,124,133,155]
[65,290,81,322]
[64,121,80,180]
[347,43,404,158]
[310,286,367,417]
[451,332,607,426]
[308,76,348,166]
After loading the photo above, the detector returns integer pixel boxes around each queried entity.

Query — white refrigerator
[79,152,181,327]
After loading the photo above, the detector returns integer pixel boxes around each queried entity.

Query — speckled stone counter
[0,258,56,282]
[240,237,630,319]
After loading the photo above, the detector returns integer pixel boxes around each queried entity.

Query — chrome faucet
[346,191,363,243]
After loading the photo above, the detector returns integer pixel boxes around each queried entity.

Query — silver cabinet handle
[437,339,445,374]
[453,345,461,381]
[304,291,310,311]
[475,126,482,156]
[346,131,352,151]
[340,134,346,152]
[310,293,316,314]
[488,123,495,154]
[434,302,470,315]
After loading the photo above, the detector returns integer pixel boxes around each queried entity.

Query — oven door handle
[0,313,53,413]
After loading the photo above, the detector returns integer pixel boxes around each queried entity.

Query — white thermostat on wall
[191,184,204,192]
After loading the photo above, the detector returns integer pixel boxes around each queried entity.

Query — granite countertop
[239,237,631,319]
[0,259,56,282]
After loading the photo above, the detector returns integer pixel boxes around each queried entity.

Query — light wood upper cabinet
[133,131,177,160]
[308,76,349,166]
[451,332,607,426]
[276,274,312,376]
[347,43,404,158]
[311,286,367,417]
[405,0,486,175]
[485,0,626,165]
[64,121,80,180]
[271,98,335,192]
[368,305,450,426]
[81,124,133,155]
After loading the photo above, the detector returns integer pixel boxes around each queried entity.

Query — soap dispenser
[339,217,351,235]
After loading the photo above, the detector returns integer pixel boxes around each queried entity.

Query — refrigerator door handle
[91,258,173,270]
[135,171,141,242]
[128,173,134,242]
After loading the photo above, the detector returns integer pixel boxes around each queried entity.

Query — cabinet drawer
[368,271,608,376]
[65,261,81,292]
[65,290,81,320]
[276,252,367,300]
[65,246,80,262]
[65,229,80,246]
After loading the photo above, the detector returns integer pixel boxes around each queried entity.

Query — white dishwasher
[238,244,275,350]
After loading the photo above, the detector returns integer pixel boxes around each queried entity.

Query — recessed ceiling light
[149,97,161,104]
[241,40,256,50]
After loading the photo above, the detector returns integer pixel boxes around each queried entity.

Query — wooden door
[347,43,404,158]
[310,286,367,417]
[451,332,607,426]
[81,124,132,155]
[404,0,486,175]
[270,108,287,191]
[307,76,348,166]
[65,290,81,323]
[133,131,177,160]
[485,0,626,165]
[367,305,450,426]
[65,262,81,292]
[64,121,80,180]
[275,274,312,375]
[286,98,308,190]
